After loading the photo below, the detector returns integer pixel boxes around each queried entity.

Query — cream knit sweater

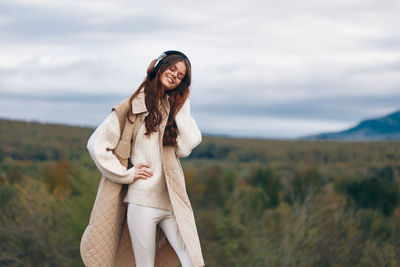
[87,95,202,211]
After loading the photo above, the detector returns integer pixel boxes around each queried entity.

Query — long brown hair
[127,54,191,147]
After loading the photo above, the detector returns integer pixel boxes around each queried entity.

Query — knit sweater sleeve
[86,110,135,184]
[175,97,202,158]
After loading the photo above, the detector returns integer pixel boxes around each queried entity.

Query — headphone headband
[147,50,190,79]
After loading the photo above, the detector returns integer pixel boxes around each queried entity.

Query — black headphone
[146,50,190,79]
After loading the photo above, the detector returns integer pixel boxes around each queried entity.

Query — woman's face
[159,60,186,91]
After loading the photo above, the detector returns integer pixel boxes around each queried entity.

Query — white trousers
[127,203,194,267]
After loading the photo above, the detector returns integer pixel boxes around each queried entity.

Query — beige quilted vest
[80,88,205,267]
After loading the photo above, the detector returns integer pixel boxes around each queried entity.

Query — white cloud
[0,0,399,138]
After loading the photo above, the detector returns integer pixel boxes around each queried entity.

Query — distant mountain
[301,110,400,141]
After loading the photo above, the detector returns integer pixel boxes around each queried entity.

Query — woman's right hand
[134,163,153,180]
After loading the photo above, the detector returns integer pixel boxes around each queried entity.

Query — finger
[137,166,152,175]
[136,170,152,178]
[143,170,153,177]
[136,169,149,175]
[134,174,147,180]
[138,163,151,169]
[142,169,153,176]
[143,163,151,168]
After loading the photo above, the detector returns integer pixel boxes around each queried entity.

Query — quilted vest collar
[132,88,148,115]
[132,87,171,116]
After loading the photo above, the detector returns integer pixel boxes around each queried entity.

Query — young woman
[85,50,204,267]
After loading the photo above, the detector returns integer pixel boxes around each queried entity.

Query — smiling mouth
[167,77,174,84]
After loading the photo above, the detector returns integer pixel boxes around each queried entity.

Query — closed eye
[170,65,185,80]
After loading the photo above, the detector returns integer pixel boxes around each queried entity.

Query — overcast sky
[0,0,399,139]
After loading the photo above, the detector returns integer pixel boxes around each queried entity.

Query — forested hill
[302,110,400,141]
[0,117,93,161]
[2,116,400,266]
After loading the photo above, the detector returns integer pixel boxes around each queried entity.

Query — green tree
[250,166,281,208]
[285,166,323,205]
[346,177,398,216]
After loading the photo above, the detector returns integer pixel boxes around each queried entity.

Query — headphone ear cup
[146,58,158,77]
